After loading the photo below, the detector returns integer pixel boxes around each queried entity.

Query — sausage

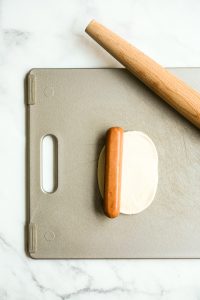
[104,127,123,218]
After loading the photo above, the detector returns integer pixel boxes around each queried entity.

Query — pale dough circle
[97,131,158,214]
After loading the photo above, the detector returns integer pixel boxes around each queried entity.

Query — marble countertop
[1,0,200,299]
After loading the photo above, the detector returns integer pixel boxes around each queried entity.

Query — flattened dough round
[97,131,158,214]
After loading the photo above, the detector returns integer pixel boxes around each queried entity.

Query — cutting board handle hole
[41,134,58,193]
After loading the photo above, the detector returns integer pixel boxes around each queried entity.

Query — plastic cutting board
[27,68,200,258]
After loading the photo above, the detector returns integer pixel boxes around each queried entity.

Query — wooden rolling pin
[104,127,123,218]
[85,20,200,129]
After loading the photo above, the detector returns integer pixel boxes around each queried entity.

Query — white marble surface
[1,0,200,299]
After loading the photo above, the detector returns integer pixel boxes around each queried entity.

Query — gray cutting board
[27,68,200,258]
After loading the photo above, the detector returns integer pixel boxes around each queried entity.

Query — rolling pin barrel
[85,20,200,129]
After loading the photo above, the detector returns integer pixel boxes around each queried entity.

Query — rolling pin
[104,127,123,218]
[85,20,200,129]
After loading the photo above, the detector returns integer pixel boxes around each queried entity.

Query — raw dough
[97,131,158,214]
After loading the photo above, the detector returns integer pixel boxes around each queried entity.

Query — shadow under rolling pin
[85,20,200,129]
